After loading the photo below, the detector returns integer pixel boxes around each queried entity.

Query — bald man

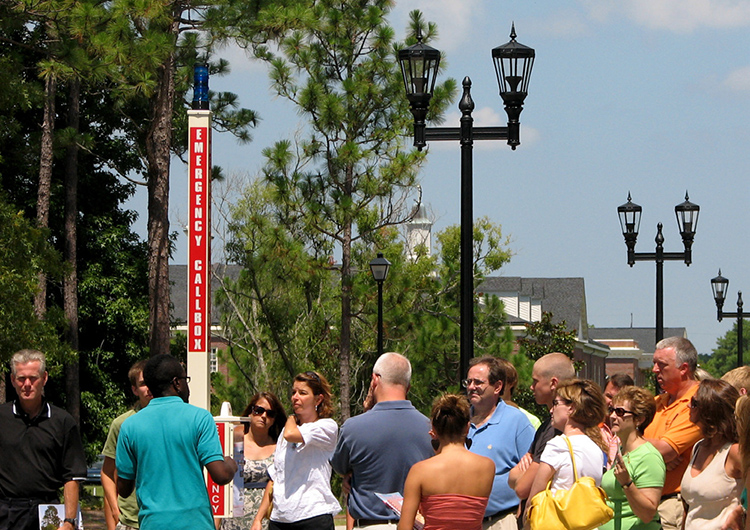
[508,353,575,502]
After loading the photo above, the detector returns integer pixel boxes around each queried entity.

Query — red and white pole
[187,64,212,411]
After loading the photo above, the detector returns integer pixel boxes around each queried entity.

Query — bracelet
[63,518,77,528]
[621,480,633,488]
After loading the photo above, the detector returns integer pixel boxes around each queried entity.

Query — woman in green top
[600,386,665,530]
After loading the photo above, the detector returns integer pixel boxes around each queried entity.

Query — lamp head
[491,24,535,149]
[675,191,699,239]
[398,29,441,151]
[711,269,728,311]
[369,253,391,283]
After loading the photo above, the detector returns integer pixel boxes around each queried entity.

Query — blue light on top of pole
[192,64,209,110]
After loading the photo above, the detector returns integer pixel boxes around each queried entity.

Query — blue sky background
[135,0,750,356]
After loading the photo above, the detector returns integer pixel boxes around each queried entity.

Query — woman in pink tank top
[398,394,494,530]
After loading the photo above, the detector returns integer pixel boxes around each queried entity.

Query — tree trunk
[63,79,80,424]
[339,223,353,421]
[146,45,177,357]
[34,74,56,317]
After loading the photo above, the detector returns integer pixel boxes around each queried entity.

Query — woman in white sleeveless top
[680,379,743,530]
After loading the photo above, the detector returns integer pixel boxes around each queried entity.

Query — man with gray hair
[332,352,433,530]
[643,336,701,530]
[0,349,86,530]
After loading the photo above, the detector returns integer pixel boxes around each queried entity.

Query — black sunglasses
[251,405,277,419]
[304,371,321,383]
[608,405,635,417]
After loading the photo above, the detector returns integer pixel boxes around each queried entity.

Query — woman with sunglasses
[222,392,287,530]
[680,378,743,530]
[526,379,609,527]
[252,371,340,530]
[600,386,665,530]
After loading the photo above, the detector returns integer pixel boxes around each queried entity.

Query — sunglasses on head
[252,405,277,418]
[305,371,321,383]
[608,405,635,417]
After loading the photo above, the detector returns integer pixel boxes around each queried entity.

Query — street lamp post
[617,192,700,346]
[370,253,391,356]
[710,270,748,368]
[398,26,534,381]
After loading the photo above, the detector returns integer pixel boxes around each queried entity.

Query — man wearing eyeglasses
[0,349,87,530]
[332,352,433,530]
[464,356,534,530]
[116,354,237,530]
[643,337,701,530]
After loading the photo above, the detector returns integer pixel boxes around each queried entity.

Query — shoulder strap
[563,435,579,481]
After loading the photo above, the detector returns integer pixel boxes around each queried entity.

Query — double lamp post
[617,192,700,346]
[397,26,535,381]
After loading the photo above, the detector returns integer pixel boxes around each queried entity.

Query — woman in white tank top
[680,379,743,530]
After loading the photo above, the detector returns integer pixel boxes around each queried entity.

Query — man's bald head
[531,352,575,408]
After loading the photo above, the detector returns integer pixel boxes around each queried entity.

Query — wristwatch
[63,517,77,528]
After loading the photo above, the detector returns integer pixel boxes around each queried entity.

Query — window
[209,348,218,374]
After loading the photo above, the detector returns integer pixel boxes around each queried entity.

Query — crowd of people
[0,339,749,530]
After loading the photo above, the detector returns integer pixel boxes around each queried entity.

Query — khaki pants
[657,495,683,530]
[483,511,518,530]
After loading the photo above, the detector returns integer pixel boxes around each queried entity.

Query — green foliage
[212,179,340,413]
[517,312,577,361]
[703,320,749,377]
[0,194,62,365]
[233,2,458,418]
[216,177,518,418]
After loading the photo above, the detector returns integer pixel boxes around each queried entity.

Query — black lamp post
[370,253,391,356]
[617,192,700,346]
[710,270,747,368]
[398,25,534,381]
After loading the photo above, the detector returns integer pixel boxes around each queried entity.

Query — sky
[130,0,750,356]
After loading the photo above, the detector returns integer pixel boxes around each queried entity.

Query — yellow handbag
[528,435,614,530]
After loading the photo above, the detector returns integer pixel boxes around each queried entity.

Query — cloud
[526,10,590,39]
[724,66,750,91]
[389,0,484,52]
[213,42,269,76]
[581,0,750,32]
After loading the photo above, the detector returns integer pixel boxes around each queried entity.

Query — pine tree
[246,4,456,418]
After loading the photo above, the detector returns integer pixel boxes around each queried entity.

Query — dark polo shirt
[0,400,86,501]
[530,416,559,462]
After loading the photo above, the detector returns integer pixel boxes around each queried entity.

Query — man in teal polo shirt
[116,354,237,530]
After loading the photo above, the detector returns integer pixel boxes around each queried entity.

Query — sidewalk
[82,509,106,530]
[81,510,349,530]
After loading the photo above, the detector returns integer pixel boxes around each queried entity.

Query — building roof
[477,277,588,339]
[587,327,687,355]
[170,264,242,325]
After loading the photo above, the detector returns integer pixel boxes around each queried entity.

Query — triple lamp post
[397,26,535,381]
